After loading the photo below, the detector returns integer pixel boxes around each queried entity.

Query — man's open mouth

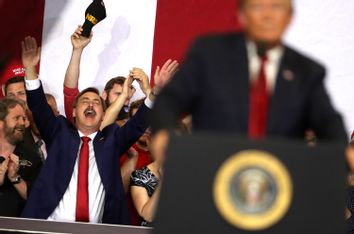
[84,108,96,117]
[14,126,25,133]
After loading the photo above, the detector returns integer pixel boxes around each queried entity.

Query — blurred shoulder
[190,32,246,50]
[283,45,326,74]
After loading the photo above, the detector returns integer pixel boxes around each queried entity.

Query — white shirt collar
[78,131,98,141]
[246,40,284,62]
[246,40,284,93]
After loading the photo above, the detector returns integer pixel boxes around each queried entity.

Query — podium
[154,134,346,234]
[0,216,152,234]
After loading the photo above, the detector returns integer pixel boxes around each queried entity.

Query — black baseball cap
[82,0,107,37]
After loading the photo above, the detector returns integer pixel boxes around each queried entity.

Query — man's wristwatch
[11,175,21,184]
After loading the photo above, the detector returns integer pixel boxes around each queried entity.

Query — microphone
[82,0,107,37]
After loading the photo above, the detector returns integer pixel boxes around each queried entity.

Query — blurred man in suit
[151,0,346,141]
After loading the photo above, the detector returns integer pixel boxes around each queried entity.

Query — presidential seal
[213,150,292,231]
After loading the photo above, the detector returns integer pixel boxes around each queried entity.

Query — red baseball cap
[1,58,25,80]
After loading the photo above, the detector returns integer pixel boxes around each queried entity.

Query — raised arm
[64,26,92,88]
[113,68,153,155]
[100,76,133,130]
[22,37,59,143]
[64,26,92,122]
[21,36,41,81]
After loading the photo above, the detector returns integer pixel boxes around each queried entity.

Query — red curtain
[151,0,241,84]
[0,0,45,96]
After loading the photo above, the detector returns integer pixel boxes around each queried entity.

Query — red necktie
[76,136,91,222]
[248,55,269,139]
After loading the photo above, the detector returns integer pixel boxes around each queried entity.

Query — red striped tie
[248,55,269,139]
[76,136,91,222]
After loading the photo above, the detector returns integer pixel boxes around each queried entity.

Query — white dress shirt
[31,132,47,160]
[47,131,106,223]
[246,41,284,93]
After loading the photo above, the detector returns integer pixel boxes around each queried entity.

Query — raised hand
[0,156,9,185]
[122,76,134,100]
[129,68,151,97]
[64,26,93,93]
[71,25,92,50]
[21,36,41,69]
[128,85,136,101]
[154,59,179,92]
[7,154,27,199]
[7,154,20,181]
[100,76,134,130]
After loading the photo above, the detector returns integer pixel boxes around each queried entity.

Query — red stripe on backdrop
[0,0,45,96]
[151,0,242,85]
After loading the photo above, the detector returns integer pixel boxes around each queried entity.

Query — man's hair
[238,0,293,13]
[103,76,126,107]
[4,76,25,95]
[73,87,106,111]
[104,76,126,94]
[237,0,245,9]
[238,0,248,9]
[0,98,25,121]
[129,98,144,118]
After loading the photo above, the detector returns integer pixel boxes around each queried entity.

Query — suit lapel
[227,35,250,132]
[67,130,81,176]
[93,131,103,162]
[268,47,299,134]
[92,131,107,184]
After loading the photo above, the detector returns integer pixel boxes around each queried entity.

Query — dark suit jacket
[18,128,43,192]
[152,33,346,141]
[22,84,150,224]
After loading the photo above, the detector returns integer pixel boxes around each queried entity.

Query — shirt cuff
[144,97,153,109]
[25,78,41,90]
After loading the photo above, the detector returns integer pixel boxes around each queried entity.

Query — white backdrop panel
[40,0,157,115]
[285,0,354,136]
[40,0,354,136]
